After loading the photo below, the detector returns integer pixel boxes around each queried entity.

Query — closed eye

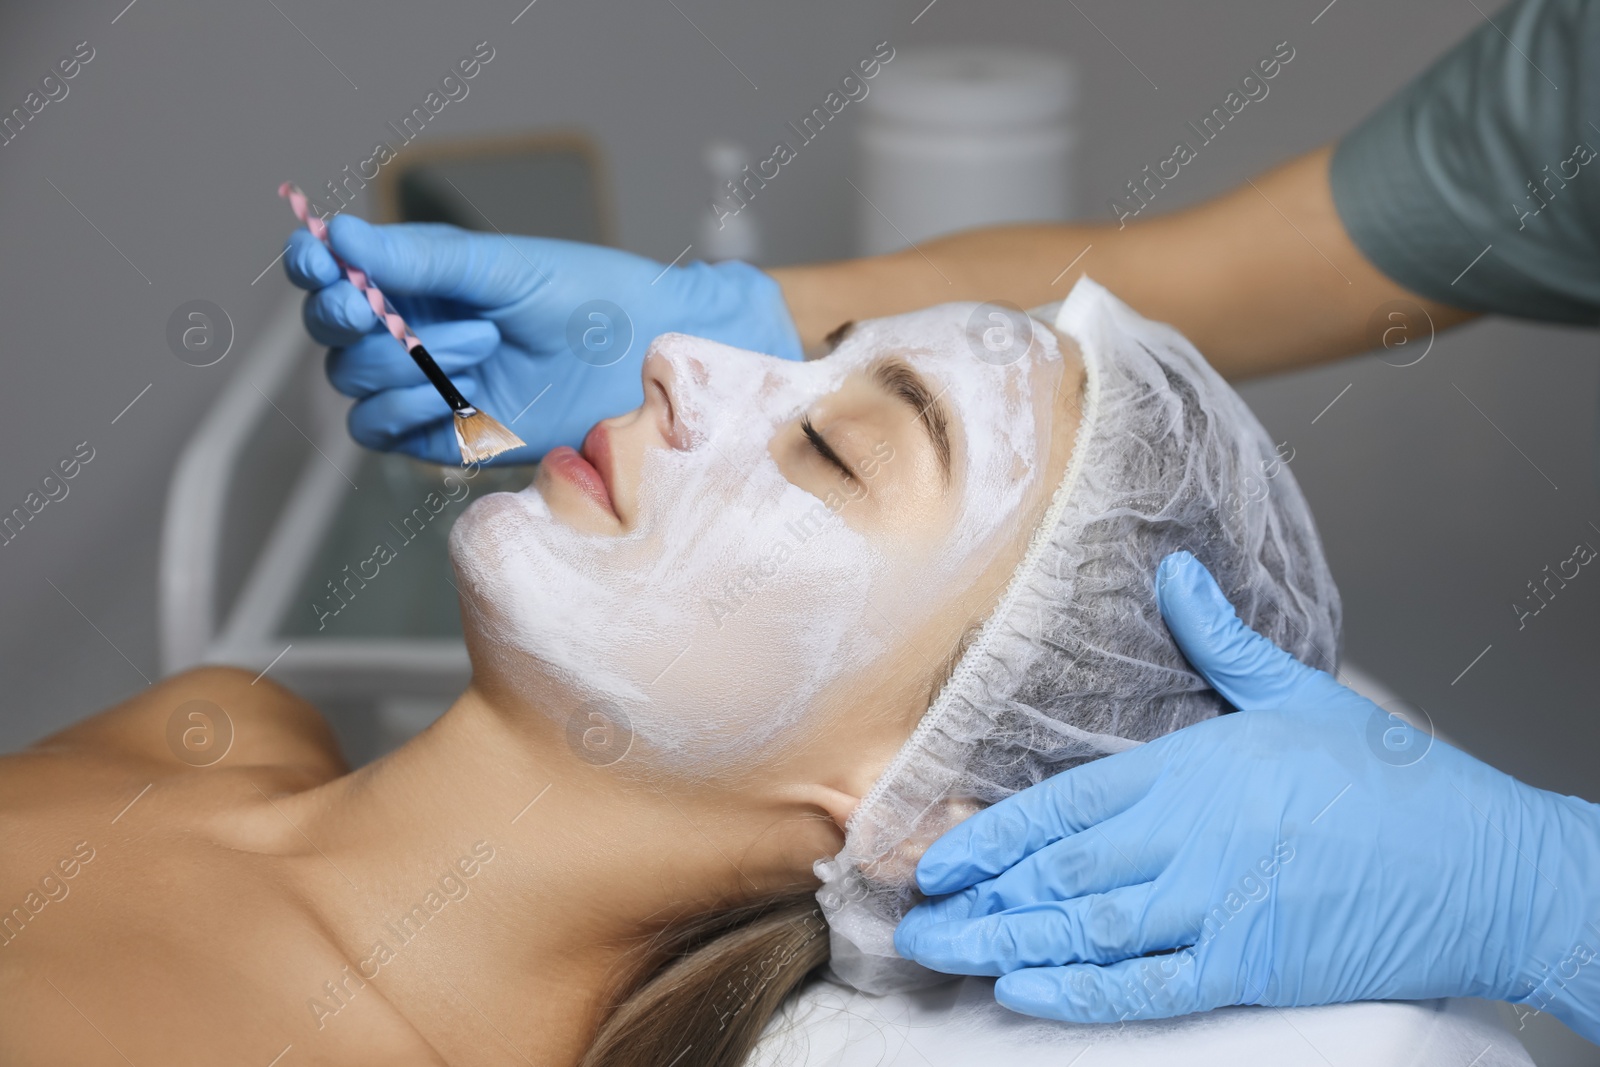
[801,416,857,483]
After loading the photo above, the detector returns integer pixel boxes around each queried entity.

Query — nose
[641,332,803,451]
[640,344,690,450]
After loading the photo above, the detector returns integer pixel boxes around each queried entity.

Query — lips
[581,422,616,500]
[541,423,618,519]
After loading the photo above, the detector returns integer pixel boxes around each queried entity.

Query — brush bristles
[453,410,526,465]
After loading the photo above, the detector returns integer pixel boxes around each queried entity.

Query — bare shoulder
[26,666,347,778]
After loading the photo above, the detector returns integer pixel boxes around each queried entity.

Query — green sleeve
[1329,0,1600,325]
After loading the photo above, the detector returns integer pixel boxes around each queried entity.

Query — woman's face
[449,304,1083,776]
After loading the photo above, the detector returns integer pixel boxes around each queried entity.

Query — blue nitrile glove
[283,217,803,465]
[895,551,1600,1041]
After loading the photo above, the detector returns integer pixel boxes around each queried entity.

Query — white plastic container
[856,46,1075,256]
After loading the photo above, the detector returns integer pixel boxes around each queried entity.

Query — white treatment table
[751,975,1531,1067]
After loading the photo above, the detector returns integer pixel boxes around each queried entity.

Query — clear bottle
[700,138,764,264]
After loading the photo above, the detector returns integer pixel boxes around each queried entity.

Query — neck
[276,685,809,1065]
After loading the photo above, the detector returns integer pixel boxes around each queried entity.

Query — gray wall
[0,0,1595,929]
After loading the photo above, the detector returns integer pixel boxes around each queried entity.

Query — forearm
[772,146,1477,378]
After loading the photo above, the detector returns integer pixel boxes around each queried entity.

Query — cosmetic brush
[278,182,526,466]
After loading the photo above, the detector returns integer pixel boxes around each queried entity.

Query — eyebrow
[870,357,952,485]
[823,320,857,351]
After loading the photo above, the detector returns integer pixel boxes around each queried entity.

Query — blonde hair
[581,891,828,1067]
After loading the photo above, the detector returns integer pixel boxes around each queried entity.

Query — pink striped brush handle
[278,182,422,352]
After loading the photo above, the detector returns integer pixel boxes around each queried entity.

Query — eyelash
[801,416,856,482]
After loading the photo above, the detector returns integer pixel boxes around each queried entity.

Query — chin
[447,489,646,705]
[447,491,544,641]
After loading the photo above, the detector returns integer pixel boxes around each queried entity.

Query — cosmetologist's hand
[284,217,803,465]
[894,551,1600,1041]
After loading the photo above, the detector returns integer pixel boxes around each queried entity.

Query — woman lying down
[0,278,1339,1067]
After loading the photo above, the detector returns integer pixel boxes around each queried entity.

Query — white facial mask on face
[448,304,1067,773]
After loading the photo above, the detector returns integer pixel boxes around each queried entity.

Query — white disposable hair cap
[814,276,1342,993]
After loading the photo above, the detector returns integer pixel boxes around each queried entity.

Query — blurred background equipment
[376,131,615,243]
[856,45,1076,255]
